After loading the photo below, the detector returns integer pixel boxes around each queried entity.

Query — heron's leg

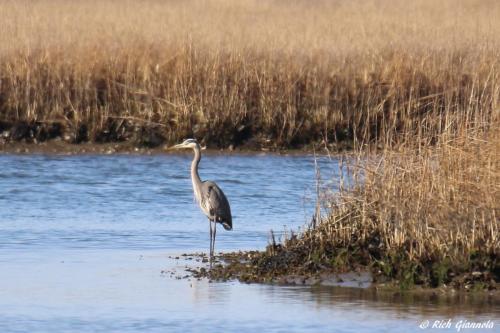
[211,221,215,259]
[213,222,217,258]
[209,219,213,265]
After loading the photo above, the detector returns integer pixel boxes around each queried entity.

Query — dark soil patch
[184,246,498,292]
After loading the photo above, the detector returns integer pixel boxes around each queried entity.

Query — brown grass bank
[0,0,499,149]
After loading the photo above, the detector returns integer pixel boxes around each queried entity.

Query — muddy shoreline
[0,139,351,156]
[183,250,498,294]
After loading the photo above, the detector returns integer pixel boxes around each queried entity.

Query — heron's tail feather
[222,221,232,231]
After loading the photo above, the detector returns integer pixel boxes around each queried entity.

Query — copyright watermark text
[419,319,495,331]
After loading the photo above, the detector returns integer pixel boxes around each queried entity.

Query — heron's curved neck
[191,146,203,200]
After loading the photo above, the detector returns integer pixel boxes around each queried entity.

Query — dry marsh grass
[0,0,499,147]
[308,122,500,288]
[204,123,499,289]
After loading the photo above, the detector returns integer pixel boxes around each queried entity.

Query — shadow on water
[300,286,500,317]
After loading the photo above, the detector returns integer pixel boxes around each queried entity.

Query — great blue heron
[171,139,232,263]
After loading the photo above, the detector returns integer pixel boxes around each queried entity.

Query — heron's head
[171,138,200,150]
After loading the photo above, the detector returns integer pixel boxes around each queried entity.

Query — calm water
[0,153,498,333]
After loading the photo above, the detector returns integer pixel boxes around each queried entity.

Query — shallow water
[0,153,498,333]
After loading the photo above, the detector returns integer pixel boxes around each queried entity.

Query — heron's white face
[172,138,199,150]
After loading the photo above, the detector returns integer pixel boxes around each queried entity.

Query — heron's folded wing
[203,181,232,224]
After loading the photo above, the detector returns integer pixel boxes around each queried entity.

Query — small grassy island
[196,127,499,291]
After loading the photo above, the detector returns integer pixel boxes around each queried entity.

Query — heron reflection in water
[171,139,232,264]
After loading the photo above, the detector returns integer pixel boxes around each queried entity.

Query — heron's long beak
[169,143,186,150]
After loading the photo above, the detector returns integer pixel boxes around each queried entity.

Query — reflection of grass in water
[305,285,500,317]
[0,0,499,149]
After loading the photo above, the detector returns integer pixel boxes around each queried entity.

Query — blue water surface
[0,153,497,333]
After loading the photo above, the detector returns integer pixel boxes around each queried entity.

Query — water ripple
[0,154,338,251]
